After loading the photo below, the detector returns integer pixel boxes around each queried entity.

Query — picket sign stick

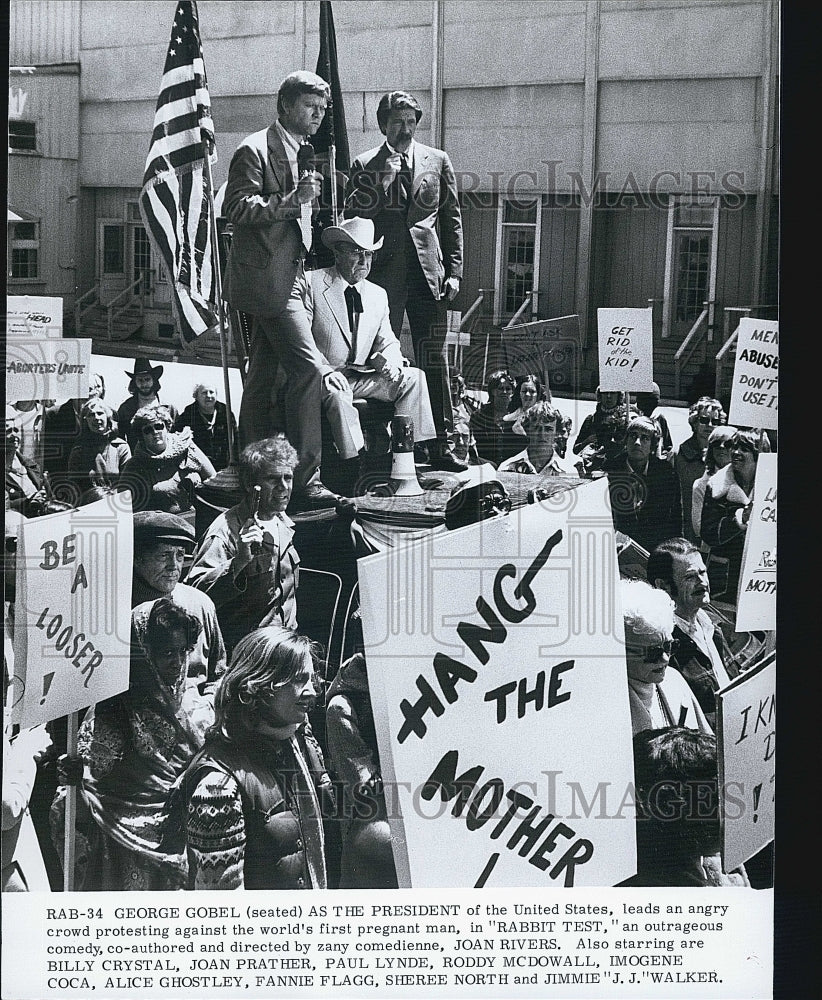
[63,711,79,892]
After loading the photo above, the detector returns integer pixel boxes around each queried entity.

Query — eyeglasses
[141,422,167,434]
[339,247,373,259]
[627,639,679,662]
[697,416,722,425]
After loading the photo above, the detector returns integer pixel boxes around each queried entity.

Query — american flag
[139,0,218,344]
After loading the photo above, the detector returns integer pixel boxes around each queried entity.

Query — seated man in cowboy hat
[304,217,436,486]
[116,358,178,452]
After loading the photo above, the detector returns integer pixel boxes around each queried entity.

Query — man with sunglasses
[648,538,742,729]
[620,579,710,736]
[303,217,436,488]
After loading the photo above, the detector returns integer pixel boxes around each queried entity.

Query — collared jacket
[603,453,683,554]
[344,141,463,300]
[223,125,317,317]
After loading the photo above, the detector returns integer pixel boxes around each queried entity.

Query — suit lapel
[266,125,292,193]
[323,269,352,349]
[412,144,432,197]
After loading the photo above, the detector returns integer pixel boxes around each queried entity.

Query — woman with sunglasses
[690,424,737,544]
[620,579,710,736]
[120,403,216,521]
[672,397,727,544]
[700,428,771,603]
[180,626,333,890]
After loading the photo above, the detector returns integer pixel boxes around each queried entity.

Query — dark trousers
[371,243,453,445]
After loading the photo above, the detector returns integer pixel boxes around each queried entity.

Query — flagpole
[330,142,338,223]
[202,145,238,464]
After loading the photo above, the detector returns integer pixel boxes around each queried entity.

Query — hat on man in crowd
[322,217,384,253]
[133,511,195,551]
[125,357,164,381]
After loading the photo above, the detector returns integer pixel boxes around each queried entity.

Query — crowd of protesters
[4,358,773,893]
[3,70,774,895]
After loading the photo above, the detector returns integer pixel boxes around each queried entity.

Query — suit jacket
[672,617,742,725]
[223,125,315,317]
[304,268,405,376]
[603,453,683,554]
[344,141,462,300]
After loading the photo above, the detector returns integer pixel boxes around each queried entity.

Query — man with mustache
[648,538,742,729]
[344,90,464,470]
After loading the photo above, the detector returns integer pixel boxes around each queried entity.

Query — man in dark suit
[223,70,340,510]
[344,91,464,469]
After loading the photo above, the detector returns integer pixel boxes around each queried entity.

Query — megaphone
[388,415,424,496]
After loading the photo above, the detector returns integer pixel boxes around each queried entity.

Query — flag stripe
[138,0,217,344]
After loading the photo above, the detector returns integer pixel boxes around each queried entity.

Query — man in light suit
[304,218,437,472]
[344,91,464,470]
[224,70,341,510]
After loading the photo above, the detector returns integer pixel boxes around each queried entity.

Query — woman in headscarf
[183,626,333,890]
[119,403,215,520]
[52,599,212,890]
[67,398,131,504]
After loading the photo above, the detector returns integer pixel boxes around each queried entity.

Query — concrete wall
[71,0,774,194]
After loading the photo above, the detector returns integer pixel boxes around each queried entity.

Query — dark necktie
[398,153,412,201]
[344,284,362,338]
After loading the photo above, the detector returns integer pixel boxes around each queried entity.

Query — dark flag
[139,0,219,344]
[314,0,350,171]
[313,1,350,261]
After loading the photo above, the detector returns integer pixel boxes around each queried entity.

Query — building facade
[8,0,779,399]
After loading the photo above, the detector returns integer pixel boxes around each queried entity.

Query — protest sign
[358,478,636,888]
[597,307,654,391]
[6,294,64,338]
[735,453,777,630]
[502,315,581,396]
[716,655,775,871]
[6,337,92,402]
[728,317,778,429]
[11,493,133,729]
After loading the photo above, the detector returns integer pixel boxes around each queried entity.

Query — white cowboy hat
[321,216,384,252]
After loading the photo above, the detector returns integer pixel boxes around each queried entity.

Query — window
[674,232,711,324]
[9,120,37,152]
[102,224,125,273]
[497,197,541,322]
[158,323,175,339]
[663,196,718,340]
[132,226,151,285]
[9,220,39,279]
